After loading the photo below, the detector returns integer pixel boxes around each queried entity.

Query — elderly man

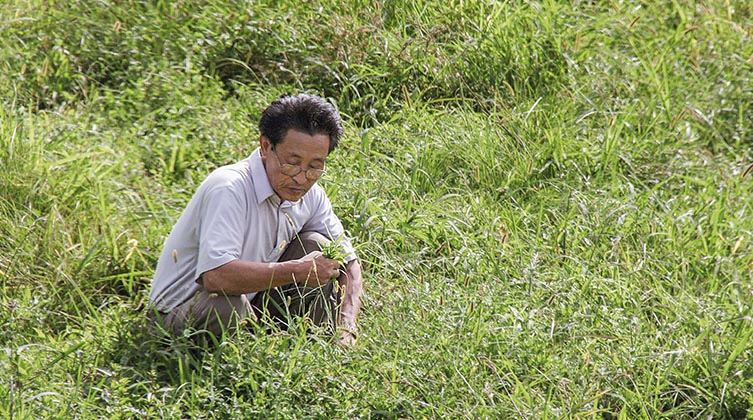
[148,93,363,346]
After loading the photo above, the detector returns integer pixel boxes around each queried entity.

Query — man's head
[258,93,343,153]
[258,94,343,202]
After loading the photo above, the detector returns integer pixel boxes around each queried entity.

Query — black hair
[258,93,343,153]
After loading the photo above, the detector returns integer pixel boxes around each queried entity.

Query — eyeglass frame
[270,147,327,181]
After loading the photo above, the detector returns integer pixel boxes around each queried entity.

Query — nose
[292,170,308,184]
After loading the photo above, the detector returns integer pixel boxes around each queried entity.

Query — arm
[201,252,342,295]
[336,258,364,346]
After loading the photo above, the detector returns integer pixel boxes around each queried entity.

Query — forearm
[201,259,309,295]
[337,259,363,328]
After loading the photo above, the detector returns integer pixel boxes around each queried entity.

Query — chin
[282,194,303,202]
[279,189,306,202]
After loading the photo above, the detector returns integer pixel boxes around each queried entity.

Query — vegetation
[2,0,752,418]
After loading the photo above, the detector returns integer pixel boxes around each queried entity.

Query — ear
[260,135,271,157]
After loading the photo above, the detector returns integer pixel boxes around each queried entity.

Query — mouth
[286,186,305,196]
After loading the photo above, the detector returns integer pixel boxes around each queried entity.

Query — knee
[280,231,331,261]
[298,231,330,254]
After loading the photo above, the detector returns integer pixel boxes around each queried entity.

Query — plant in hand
[320,235,347,268]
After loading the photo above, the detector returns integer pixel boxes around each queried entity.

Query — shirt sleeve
[195,174,248,280]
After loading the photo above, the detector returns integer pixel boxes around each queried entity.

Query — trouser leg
[148,290,253,338]
[250,231,338,330]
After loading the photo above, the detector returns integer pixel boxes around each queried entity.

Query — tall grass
[2,0,752,418]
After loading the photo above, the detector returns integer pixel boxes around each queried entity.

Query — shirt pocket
[267,210,298,261]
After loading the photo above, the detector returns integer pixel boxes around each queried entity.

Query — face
[260,129,330,202]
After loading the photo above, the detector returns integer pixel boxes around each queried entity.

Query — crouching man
[148,93,362,347]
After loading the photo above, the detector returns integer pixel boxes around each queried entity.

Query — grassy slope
[1,0,752,418]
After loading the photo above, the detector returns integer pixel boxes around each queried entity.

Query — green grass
[2,0,753,418]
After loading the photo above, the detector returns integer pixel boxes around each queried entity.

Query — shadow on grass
[104,306,335,387]
[104,310,215,386]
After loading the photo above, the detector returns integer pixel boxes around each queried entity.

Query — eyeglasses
[271,148,326,181]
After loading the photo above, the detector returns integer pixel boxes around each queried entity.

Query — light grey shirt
[149,148,356,312]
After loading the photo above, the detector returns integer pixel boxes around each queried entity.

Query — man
[148,93,363,347]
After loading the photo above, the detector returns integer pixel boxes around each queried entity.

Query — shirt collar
[249,148,278,206]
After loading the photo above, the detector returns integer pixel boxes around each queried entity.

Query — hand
[337,319,358,348]
[299,251,341,286]
[338,328,357,348]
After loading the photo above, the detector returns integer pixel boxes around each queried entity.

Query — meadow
[1,0,752,418]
